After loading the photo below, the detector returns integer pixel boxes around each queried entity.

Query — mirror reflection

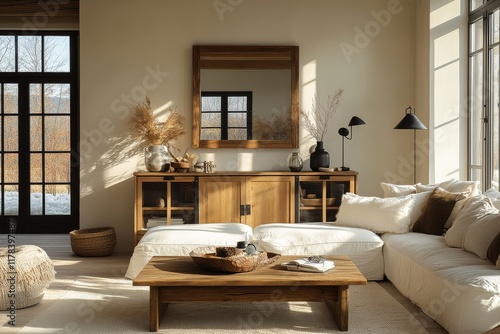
[192,45,299,149]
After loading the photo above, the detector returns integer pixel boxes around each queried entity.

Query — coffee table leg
[149,286,159,332]
[325,285,349,331]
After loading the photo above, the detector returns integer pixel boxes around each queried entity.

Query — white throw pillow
[336,193,414,234]
[416,179,454,193]
[445,195,497,248]
[445,179,480,196]
[463,213,500,259]
[380,182,419,197]
[483,188,500,210]
[408,191,431,226]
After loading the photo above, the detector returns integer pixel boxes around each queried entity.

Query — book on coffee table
[281,257,335,273]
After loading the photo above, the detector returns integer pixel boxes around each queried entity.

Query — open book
[281,257,335,273]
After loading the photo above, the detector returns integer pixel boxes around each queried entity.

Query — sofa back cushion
[464,213,500,260]
[444,195,497,248]
[412,188,464,235]
[380,182,418,197]
[336,193,414,234]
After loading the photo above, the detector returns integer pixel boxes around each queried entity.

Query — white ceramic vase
[144,145,170,172]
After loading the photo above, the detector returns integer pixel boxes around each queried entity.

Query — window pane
[45,153,70,182]
[470,20,484,53]
[4,154,18,182]
[4,116,18,151]
[18,36,42,72]
[4,84,18,114]
[30,84,42,114]
[31,153,42,182]
[491,10,500,45]
[45,84,70,114]
[30,184,43,215]
[45,116,70,151]
[200,129,221,140]
[228,113,247,127]
[228,128,247,140]
[0,36,15,72]
[31,116,42,151]
[201,96,221,111]
[491,46,499,192]
[44,36,70,72]
[228,96,247,111]
[201,113,221,127]
[46,184,70,215]
[469,52,483,166]
[4,184,18,215]
[470,0,485,12]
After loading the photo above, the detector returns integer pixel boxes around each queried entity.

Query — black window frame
[0,30,79,234]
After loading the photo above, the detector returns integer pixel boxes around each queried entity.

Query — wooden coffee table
[133,255,367,332]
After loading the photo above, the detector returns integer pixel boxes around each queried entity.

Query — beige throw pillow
[464,213,500,260]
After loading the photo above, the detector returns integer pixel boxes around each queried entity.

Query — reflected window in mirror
[201,91,252,140]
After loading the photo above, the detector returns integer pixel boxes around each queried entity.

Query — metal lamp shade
[394,112,427,130]
[348,116,366,127]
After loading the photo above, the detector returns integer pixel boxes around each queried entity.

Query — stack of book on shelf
[146,217,185,228]
[281,256,335,273]
[146,217,166,228]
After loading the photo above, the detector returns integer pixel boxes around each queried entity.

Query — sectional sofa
[125,179,500,334]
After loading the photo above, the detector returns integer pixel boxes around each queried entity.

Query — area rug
[13,276,428,333]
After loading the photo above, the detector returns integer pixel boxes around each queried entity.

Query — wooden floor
[0,234,479,334]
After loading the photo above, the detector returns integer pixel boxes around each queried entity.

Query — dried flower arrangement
[299,89,344,142]
[129,97,187,146]
[252,109,292,140]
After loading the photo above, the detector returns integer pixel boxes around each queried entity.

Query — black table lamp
[394,106,427,183]
[338,116,366,171]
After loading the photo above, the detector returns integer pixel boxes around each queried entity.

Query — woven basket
[70,227,116,257]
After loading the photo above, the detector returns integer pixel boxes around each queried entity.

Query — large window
[469,0,500,190]
[0,31,79,233]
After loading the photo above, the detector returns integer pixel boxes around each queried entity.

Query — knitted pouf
[0,245,55,310]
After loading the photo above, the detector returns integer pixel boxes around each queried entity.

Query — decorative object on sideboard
[128,96,186,172]
[310,141,330,171]
[338,116,366,171]
[288,151,303,172]
[144,145,170,172]
[299,89,344,171]
[394,106,427,183]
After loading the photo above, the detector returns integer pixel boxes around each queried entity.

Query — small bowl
[171,161,190,172]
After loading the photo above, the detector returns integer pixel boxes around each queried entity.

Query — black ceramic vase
[310,141,330,171]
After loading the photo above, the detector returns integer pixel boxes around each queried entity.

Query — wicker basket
[70,227,116,257]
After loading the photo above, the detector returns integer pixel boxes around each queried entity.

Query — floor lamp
[338,116,366,171]
[394,106,427,184]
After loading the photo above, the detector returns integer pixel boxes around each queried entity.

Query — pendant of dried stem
[299,89,344,142]
[129,97,187,146]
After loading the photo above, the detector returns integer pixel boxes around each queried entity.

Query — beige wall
[80,0,418,251]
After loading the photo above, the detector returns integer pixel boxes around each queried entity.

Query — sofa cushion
[336,193,414,233]
[253,223,384,280]
[445,195,496,248]
[488,232,500,265]
[483,187,500,210]
[416,179,479,196]
[464,213,500,260]
[412,187,465,235]
[380,182,418,197]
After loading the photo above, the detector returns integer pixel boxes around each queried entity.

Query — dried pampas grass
[129,97,186,145]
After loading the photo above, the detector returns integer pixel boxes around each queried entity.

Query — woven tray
[190,246,280,273]
[300,197,335,207]
[70,227,116,257]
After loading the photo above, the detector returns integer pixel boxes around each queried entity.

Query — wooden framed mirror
[192,45,299,148]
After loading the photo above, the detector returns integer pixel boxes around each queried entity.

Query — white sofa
[125,222,384,280]
[125,179,500,334]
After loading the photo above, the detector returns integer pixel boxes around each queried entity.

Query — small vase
[288,151,303,172]
[310,141,330,171]
[145,145,170,172]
